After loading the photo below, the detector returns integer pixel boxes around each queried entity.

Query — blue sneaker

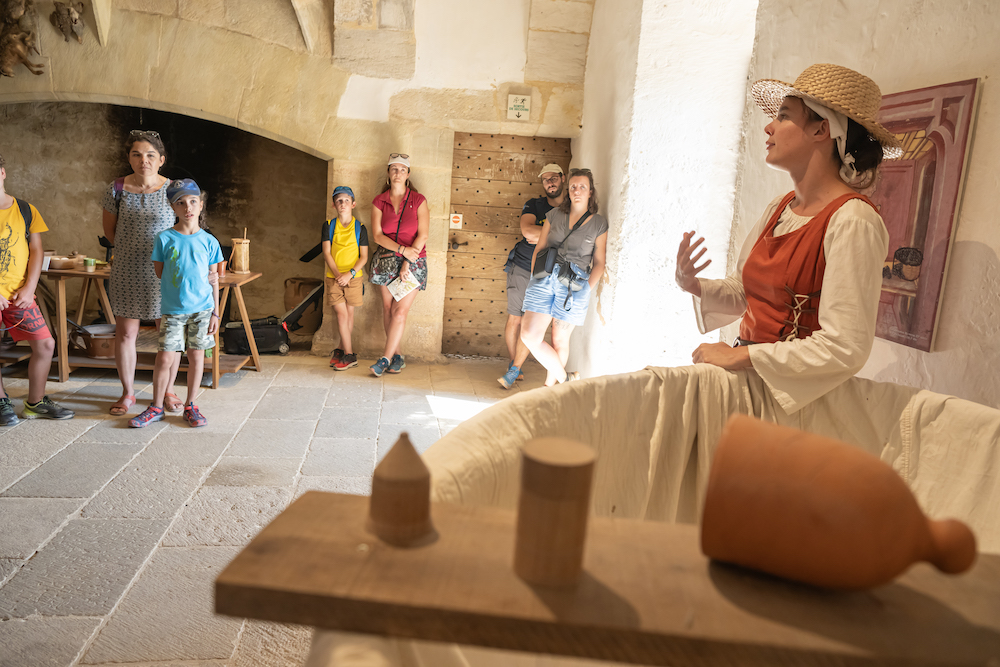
[370,356,390,377]
[387,354,406,374]
[508,360,524,381]
[497,364,520,390]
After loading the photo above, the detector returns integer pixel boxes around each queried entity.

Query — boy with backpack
[0,153,75,425]
[129,179,223,428]
[323,186,368,371]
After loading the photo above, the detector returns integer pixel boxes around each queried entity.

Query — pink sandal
[164,392,184,413]
[109,395,136,416]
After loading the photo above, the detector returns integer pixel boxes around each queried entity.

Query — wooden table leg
[55,277,69,382]
[95,279,116,325]
[232,286,262,372]
[212,285,232,389]
[74,279,91,324]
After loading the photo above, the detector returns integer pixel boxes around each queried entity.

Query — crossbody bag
[532,211,592,280]
[372,189,412,275]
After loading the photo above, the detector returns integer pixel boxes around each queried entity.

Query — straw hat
[751,64,902,159]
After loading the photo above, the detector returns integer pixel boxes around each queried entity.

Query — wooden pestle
[367,432,435,547]
[514,437,596,587]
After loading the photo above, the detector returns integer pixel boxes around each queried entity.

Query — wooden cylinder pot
[230,238,250,274]
[701,415,977,590]
[514,438,596,587]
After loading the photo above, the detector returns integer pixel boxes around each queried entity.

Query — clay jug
[701,415,976,590]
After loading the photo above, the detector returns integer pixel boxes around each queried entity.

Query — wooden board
[442,329,507,357]
[451,179,547,209]
[451,205,523,234]
[55,351,251,375]
[445,276,508,301]
[454,134,572,157]
[449,231,518,256]
[446,253,508,278]
[453,151,572,183]
[444,298,508,328]
[0,343,33,367]
[217,492,1000,667]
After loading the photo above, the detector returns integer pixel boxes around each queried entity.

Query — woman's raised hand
[675,231,711,296]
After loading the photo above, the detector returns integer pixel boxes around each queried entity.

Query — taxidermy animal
[50,1,84,44]
[0,29,43,76]
[0,0,28,25]
[16,2,39,55]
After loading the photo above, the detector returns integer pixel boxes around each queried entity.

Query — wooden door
[444,134,572,356]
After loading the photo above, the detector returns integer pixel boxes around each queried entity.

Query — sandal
[164,392,184,413]
[109,395,136,416]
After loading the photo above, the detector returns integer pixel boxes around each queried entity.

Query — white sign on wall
[507,94,531,121]
[450,213,463,229]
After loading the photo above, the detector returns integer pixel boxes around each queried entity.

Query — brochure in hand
[387,272,421,301]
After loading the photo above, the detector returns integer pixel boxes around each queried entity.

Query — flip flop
[164,392,184,413]
[109,395,136,416]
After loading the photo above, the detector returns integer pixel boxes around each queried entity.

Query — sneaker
[370,356,390,377]
[498,364,520,390]
[508,361,525,381]
[334,353,358,371]
[129,406,164,428]
[0,397,19,426]
[387,354,406,374]
[183,404,207,428]
[22,396,75,420]
[329,348,345,367]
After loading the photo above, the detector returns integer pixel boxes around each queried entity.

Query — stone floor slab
[0,518,169,618]
[227,419,315,458]
[378,399,437,425]
[377,422,440,462]
[204,457,300,487]
[82,546,242,664]
[82,465,206,519]
[232,620,313,667]
[2,442,141,499]
[137,431,234,467]
[0,466,30,493]
[302,438,376,477]
[325,380,383,405]
[0,558,21,584]
[314,407,379,439]
[382,384,434,403]
[163,486,292,547]
[250,386,327,420]
[0,616,100,667]
[294,475,371,498]
[0,498,82,558]
[271,364,339,388]
[75,416,169,445]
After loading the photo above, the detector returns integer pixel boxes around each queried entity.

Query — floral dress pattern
[102,181,175,321]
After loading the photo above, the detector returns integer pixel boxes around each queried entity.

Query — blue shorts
[522,263,592,327]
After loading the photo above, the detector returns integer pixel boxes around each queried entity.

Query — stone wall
[0,0,594,360]
[0,102,327,325]
[735,0,1000,408]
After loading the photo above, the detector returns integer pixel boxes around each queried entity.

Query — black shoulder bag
[532,210,591,280]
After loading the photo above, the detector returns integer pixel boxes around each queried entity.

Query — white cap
[388,153,410,168]
[538,163,563,177]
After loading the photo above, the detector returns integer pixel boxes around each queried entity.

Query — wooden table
[42,268,263,388]
[217,492,1000,667]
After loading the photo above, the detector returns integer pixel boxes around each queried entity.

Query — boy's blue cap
[332,186,355,201]
[166,178,201,204]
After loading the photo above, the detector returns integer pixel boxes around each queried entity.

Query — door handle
[451,239,469,250]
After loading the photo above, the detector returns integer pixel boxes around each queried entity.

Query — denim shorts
[521,262,592,327]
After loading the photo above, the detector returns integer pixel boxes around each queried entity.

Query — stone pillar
[570,0,759,376]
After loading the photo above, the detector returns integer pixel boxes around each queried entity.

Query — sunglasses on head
[389,153,409,159]
[130,129,161,140]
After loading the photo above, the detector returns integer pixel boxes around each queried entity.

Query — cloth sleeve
[358,224,369,246]
[209,237,224,264]
[27,204,48,234]
[693,195,784,333]
[101,182,119,215]
[748,199,889,413]
[321,221,331,244]
[150,233,165,263]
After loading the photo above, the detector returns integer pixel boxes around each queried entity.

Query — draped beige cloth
[307,366,1000,666]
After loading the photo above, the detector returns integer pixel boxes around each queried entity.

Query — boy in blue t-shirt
[130,179,223,428]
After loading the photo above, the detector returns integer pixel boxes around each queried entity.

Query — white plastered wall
[571,0,759,377]
[736,0,1000,407]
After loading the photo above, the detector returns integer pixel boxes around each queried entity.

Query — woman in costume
[676,63,902,414]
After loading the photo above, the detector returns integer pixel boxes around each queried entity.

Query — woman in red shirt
[368,154,430,376]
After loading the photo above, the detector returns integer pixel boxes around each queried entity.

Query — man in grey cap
[498,163,565,388]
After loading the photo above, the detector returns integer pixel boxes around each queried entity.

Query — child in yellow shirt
[323,186,368,371]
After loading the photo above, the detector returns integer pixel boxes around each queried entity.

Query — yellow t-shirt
[0,199,48,299]
[324,217,365,278]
